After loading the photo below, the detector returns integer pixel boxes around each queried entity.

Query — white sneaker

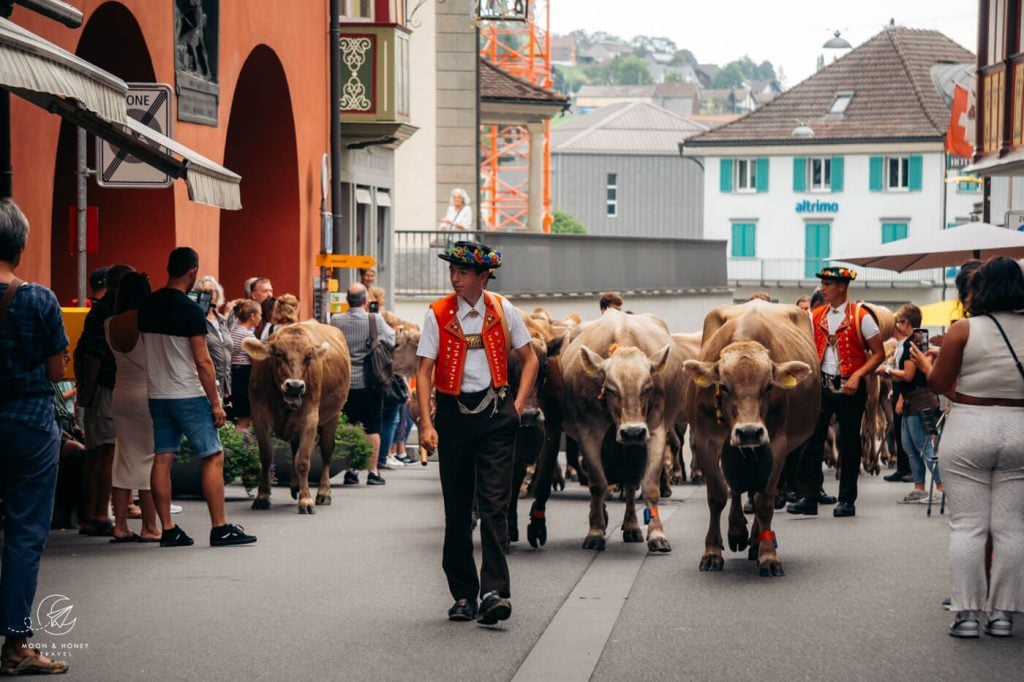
[386,456,406,468]
[170,504,183,514]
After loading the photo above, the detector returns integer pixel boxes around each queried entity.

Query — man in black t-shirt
[138,247,256,548]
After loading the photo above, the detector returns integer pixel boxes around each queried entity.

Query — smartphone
[368,301,379,313]
[912,328,929,352]
[187,290,214,311]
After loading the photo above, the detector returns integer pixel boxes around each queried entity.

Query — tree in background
[609,54,652,85]
[664,70,685,83]
[551,210,586,235]
[709,61,745,89]
[670,48,698,66]
[630,35,678,57]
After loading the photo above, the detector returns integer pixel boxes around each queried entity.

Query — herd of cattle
[237,298,898,577]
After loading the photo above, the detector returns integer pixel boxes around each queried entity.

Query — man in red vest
[787,266,885,518]
[416,241,538,625]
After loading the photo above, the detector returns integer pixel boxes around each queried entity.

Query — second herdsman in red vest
[788,266,885,519]
[416,241,537,626]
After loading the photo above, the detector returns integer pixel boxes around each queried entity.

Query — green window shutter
[869,156,883,191]
[831,156,844,192]
[755,157,769,192]
[804,223,831,279]
[720,158,733,193]
[731,223,756,257]
[882,223,908,243]
[792,158,806,192]
[908,155,923,191]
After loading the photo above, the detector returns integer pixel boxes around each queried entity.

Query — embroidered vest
[813,302,869,378]
[430,292,511,395]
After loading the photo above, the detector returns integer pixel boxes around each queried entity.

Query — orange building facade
[9,0,331,308]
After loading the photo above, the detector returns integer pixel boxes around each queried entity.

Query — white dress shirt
[418,294,531,393]
[820,302,880,376]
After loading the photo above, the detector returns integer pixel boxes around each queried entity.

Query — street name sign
[96,83,174,189]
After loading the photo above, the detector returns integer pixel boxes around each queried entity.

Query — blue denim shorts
[149,397,223,457]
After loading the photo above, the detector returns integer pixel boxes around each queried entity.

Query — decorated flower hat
[815,265,857,282]
[438,240,502,272]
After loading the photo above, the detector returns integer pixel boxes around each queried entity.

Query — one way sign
[96,83,174,189]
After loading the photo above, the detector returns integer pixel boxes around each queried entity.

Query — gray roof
[576,84,657,99]
[552,101,709,155]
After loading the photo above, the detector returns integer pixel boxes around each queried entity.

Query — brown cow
[669,332,703,485]
[683,301,819,576]
[560,310,686,552]
[244,321,351,514]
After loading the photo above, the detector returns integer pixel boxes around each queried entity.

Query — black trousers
[795,383,868,504]
[435,390,518,601]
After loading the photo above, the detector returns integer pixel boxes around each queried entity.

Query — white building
[684,27,979,308]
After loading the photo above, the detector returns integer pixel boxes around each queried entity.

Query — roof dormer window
[828,92,854,114]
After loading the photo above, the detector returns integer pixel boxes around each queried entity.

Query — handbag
[431,207,465,247]
[365,313,394,394]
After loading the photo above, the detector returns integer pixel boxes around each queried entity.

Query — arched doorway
[219,46,300,301]
[49,1,176,303]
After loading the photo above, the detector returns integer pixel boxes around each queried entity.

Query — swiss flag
[946,82,975,159]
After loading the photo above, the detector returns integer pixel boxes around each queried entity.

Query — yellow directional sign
[316,254,376,269]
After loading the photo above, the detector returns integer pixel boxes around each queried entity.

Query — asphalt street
[24,460,1024,681]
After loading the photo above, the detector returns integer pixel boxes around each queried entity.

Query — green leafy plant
[551,210,586,235]
[335,413,372,471]
[178,422,262,493]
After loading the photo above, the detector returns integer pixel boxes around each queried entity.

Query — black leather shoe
[901,474,914,483]
[343,470,359,485]
[884,471,910,482]
[833,502,856,517]
[818,491,837,505]
[786,497,818,516]
[447,599,478,621]
[477,591,511,625]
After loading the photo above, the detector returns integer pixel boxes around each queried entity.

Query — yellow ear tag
[694,375,712,387]
[780,374,798,388]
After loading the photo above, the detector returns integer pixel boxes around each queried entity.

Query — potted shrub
[172,422,262,499]
[272,414,372,485]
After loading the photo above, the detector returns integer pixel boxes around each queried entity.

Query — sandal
[109,532,141,544]
[0,647,69,675]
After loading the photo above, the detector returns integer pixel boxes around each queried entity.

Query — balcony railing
[728,258,951,287]
[394,231,730,297]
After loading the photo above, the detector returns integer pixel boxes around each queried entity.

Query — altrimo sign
[795,199,839,213]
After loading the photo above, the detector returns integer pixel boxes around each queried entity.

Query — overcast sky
[549,0,978,87]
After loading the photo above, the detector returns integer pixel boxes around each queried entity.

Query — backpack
[366,313,394,394]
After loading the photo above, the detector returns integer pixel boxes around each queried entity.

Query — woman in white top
[913,256,1024,639]
[104,272,160,542]
[439,188,473,234]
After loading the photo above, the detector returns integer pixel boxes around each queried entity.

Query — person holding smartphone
[882,304,941,504]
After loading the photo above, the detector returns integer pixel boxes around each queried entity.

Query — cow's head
[392,326,421,378]
[581,344,671,445]
[243,331,330,411]
[509,338,548,428]
[683,341,811,447]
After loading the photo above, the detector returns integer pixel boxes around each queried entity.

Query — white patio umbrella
[833,222,1024,272]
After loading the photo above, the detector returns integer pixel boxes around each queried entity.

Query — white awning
[964,149,1024,177]
[375,190,391,207]
[355,188,373,205]
[1,17,241,210]
[0,16,126,124]
[124,117,241,210]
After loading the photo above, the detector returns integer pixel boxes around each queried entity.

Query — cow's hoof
[759,562,785,577]
[699,554,724,571]
[622,528,643,543]
[527,519,547,548]
[728,533,749,552]
[582,536,606,551]
[553,479,565,492]
[509,526,519,543]
[691,475,705,486]
[290,488,299,500]
[603,505,609,527]
[748,544,758,561]
[315,493,331,506]
[647,537,671,553]
[251,497,271,511]
[660,483,672,498]
[298,504,315,515]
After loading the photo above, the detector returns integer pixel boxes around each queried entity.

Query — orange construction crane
[479,0,552,232]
